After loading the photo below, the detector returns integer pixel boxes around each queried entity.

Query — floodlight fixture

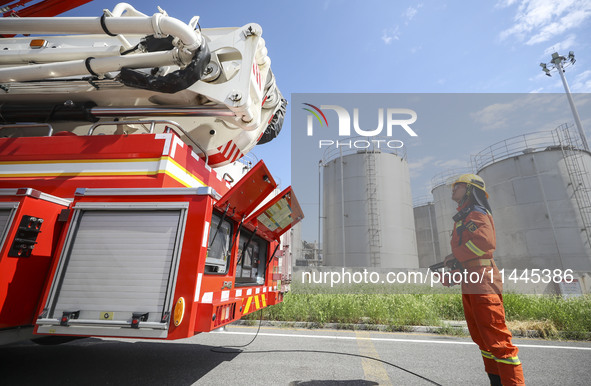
[540,51,587,151]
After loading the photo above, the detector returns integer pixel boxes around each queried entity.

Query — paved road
[1,325,590,385]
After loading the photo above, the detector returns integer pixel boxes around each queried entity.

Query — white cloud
[410,45,422,54]
[471,94,565,131]
[403,3,423,24]
[381,27,400,45]
[408,156,435,173]
[529,71,549,82]
[542,34,577,56]
[529,87,544,93]
[434,159,470,169]
[496,0,520,8]
[572,70,591,92]
[382,4,423,45]
[499,0,591,45]
[572,93,591,107]
[471,102,519,130]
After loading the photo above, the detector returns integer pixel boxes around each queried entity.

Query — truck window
[236,230,268,285]
[205,211,232,274]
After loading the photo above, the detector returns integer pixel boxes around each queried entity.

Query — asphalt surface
[1,324,590,385]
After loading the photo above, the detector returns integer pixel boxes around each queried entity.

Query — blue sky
[63,1,591,240]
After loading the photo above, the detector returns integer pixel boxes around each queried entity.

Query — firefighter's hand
[443,254,456,268]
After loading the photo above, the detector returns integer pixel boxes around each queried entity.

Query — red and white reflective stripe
[206,153,225,166]
[252,62,262,91]
[202,222,210,247]
[217,141,244,163]
[194,273,203,302]
[201,292,213,304]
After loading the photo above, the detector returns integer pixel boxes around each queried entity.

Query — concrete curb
[231,319,581,339]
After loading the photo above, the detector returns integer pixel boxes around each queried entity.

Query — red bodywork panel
[0,189,69,329]
[0,133,231,198]
[215,161,277,223]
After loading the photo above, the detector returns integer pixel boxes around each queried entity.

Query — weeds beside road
[247,293,591,340]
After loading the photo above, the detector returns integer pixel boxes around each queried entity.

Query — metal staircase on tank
[555,123,591,249]
[365,149,382,267]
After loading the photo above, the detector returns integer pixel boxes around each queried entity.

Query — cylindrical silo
[431,168,472,260]
[413,197,440,268]
[290,222,302,263]
[322,140,418,268]
[473,125,591,272]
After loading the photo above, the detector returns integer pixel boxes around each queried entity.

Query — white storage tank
[413,198,440,268]
[290,222,304,263]
[321,141,418,268]
[473,126,591,272]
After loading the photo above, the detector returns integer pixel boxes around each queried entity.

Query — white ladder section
[365,150,382,267]
[556,124,591,250]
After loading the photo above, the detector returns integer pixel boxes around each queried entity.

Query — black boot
[487,373,502,386]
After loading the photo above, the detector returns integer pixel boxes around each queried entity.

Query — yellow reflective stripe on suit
[495,356,521,365]
[481,350,521,365]
[465,240,486,256]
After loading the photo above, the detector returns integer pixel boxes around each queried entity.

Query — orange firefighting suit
[451,202,525,386]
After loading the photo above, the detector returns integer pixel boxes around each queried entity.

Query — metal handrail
[412,194,434,208]
[88,119,209,165]
[430,167,473,190]
[89,106,235,118]
[322,135,407,164]
[470,125,581,171]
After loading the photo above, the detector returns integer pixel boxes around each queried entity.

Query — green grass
[247,293,591,340]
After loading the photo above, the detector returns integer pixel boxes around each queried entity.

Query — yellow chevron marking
[243,296,252,314]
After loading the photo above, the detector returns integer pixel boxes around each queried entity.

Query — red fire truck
[0,1,301,345]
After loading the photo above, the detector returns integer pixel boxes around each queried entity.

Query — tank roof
[471,123,586,172]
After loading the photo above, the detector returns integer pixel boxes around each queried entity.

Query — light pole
[540,51,588,151]
[318,159,323,264]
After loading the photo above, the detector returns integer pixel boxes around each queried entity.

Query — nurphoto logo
[302,103,418,149]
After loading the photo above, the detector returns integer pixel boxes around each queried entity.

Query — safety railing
[321,135,407,164]
[470,128,578,172]
[430,167,473,191]
[412,195,434,208]
[88,119,209,165]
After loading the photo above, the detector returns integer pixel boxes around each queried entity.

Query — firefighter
[443,174,525,386]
